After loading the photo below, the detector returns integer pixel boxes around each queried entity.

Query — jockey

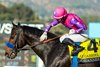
[40,7,88,56]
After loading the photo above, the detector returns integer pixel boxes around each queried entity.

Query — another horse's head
[5,22,26,59]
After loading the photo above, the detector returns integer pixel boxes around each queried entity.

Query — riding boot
[62,38,84,56]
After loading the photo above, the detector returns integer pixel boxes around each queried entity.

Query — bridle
[6,26,22,56]
[6,24,39,57]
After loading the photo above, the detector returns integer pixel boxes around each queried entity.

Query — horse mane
[21,25,58,39]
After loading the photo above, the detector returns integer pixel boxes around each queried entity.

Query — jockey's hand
[69,29,75,34]
[40,32,47,42]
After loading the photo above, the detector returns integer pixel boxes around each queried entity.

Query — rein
[43,35,61,43]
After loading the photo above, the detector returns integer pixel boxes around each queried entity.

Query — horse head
[5,22,27,59]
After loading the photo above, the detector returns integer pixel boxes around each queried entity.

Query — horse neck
[23,27,68,65]
[25,34,55,64]
[23,27,51,60]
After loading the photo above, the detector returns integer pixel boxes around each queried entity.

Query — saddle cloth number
[68,39,100,59]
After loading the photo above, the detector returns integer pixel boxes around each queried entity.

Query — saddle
[68,39,100,63]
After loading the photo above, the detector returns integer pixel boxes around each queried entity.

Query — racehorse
[5,22,71,67]
[5,22,100,67]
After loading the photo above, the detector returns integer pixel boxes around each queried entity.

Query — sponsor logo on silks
[69,39,100,60]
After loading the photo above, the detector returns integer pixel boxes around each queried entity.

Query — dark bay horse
[5,23,100,67]
[5,22,71,67]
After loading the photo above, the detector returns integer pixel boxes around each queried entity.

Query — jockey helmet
[53,7,67,19]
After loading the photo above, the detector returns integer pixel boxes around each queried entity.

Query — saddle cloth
[68,39,100,63]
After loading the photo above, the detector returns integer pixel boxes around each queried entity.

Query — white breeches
[60,34,88,43]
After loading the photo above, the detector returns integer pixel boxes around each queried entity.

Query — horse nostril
[5,52,8,56]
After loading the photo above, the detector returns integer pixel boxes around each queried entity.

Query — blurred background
[0,0,100,67]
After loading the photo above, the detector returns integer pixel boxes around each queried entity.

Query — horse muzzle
[5,51,17,59]
[5,42,18,59]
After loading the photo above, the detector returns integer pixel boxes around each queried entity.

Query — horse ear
[12,21,17,27]
[18,22,20,26]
